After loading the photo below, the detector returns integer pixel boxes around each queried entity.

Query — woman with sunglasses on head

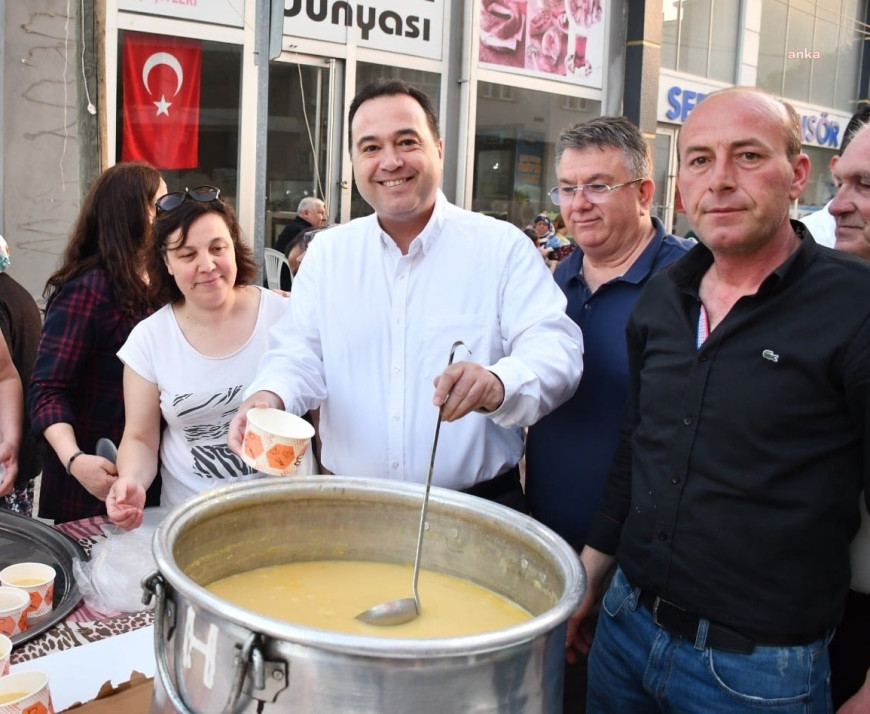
[29,162,166,523]
[106,188,314,530]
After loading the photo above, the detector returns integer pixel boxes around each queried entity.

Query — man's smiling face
[350,93,444,242]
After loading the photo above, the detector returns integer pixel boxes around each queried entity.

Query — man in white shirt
[800,106,870,248]
[823,121,870,713]
[229,79,583,509]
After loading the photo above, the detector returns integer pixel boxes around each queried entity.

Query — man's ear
[638,178,655,214]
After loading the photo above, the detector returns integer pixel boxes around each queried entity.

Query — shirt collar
[376,190,447,257]
[621,217,671,284]
[566,216,668,286]
[669,219,817,295]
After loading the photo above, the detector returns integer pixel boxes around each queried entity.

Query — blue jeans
[587,567,833,713]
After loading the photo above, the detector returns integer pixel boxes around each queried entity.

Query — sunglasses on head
[155,186,221,214]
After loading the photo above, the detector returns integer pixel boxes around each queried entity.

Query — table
[10,515,154,664]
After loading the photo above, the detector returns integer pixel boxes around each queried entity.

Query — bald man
[568,87,870,713]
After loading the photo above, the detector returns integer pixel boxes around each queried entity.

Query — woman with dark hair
[106,188,314,530]
[29,162,165,523]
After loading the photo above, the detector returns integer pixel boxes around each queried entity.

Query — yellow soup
[206,560,531,638]
[0,691,29,704]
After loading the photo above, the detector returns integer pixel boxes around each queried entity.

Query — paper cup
[0,671,54,713]
[0,564,55,621]
[242,408,315,477]
[0,633,11,676]
[0,588,29,637]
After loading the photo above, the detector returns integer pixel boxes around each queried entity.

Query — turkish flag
[122,32,201,169]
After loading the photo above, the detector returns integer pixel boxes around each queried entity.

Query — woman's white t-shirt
[118,287,314,509]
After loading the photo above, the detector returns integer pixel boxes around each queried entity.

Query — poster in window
[479,0,603,89]
[514,139,544,204]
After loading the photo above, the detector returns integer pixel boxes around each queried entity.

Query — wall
[3,0,82,300]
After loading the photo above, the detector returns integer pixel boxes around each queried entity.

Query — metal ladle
[355,340,468,626]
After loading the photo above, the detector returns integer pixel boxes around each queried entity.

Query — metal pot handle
[143,572,257,714]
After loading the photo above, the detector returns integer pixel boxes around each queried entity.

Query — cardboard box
[11,626,155,712]
[62,672,153,713]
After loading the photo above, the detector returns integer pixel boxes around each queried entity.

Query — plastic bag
[72,508,168,614]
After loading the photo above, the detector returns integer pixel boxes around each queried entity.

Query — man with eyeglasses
[228,78,583,512]
[569,87,870,713]
[524,115,693,710]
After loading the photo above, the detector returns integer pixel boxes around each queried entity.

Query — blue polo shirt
[525,218,694,549]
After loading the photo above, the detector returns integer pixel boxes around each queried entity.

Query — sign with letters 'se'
[280,0,444,61]
[118,0,245,28]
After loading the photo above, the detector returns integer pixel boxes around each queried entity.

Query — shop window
[479,82,517,102]
[800,144,837,215]
[561,96,590,112]
[349,64,441,219]
[473,84,600,229]
[265,61,331,246]
[116,33,242,207]
[757,0,862,112]
[662,0,739,83]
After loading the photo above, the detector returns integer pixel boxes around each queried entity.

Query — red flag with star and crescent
[121,32,201,169]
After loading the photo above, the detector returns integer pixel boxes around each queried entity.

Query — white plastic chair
[264,248,291,290]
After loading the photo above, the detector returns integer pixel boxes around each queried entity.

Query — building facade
[2,0,868,298]
[2,0,625,297]
[655,0,870,235]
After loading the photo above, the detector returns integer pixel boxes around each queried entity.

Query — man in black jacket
[274,196,326,255]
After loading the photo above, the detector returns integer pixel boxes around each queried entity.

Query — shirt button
[658,531,668,541]
[700,355,708,362]
[391,461,399,469]
[584,303,592,310]
[671,475,681,484]
[398,274,406,281]
[392,415,399,421]
[392,366,400,373]
[683,416,693,426]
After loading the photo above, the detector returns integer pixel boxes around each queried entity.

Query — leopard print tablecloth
[11,516,155,664]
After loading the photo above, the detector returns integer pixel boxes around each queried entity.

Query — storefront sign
[657,72,850,150]
[799,113,841,148]
[281,0,443,61]
[478,0,604,90]
[118,0,245,28]
[662,85,707,123]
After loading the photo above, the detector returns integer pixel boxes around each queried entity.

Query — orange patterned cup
[0,671,54,713]
[0,564,56,621]
[0,588,29,637]
[242,408,314,477]
[0,633,11,676]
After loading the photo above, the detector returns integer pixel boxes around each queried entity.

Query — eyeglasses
[155,186,221,214]
[548,178,643,206]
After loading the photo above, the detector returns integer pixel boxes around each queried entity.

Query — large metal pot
[147,477,585,713]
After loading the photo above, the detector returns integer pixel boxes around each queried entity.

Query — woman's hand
[106,478,146,530]
[69,453,118,501]
[0,443,17,497]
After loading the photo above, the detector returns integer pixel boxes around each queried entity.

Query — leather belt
[639,591,756,654]
[461,466,522,500]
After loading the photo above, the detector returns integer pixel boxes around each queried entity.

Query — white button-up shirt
[248,192,584,489]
